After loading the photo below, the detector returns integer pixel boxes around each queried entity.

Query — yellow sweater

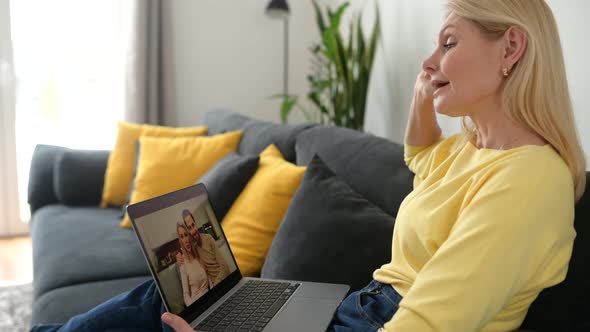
[373,134,575,332]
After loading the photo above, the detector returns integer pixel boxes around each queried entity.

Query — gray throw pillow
[53,149,110,206]
[261,154,395,292]
[196,152,260,221]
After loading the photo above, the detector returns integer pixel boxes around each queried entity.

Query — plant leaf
[329,2,350,29]
[269,93,287,100]
[347,20,354,60]
[366,4,381,70]
[280,95,298,124]
[356,14,365,68]
[312,0,326,35]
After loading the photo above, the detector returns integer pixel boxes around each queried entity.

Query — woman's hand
[412,71,436,114]
[176,252,185,266]
[162,312,194,332]
[404,70,442,146]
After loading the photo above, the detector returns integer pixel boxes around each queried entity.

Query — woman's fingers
[413,71,435,112]
[162,312,194,332]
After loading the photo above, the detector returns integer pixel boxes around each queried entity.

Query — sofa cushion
[31,276,150,325]
[197,152,260,221]
[261,155,395,292]
[53,149,110,206]
[202,108,314,163]
[31,206,149,298]
[520,172,590,331]
[295,126,414,217]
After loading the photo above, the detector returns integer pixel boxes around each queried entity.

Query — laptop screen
[127,184,241,320]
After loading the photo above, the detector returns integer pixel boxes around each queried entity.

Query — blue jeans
[30,279,401,332]
[30,280,172,332]
[328,280,403,332]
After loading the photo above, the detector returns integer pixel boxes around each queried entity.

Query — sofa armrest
[28,144,68,214]
[53,149,110,207]
[28,144,110,214]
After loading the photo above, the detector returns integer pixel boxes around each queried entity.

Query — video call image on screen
[134,193,237,314]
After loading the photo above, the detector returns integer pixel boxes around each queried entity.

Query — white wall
[364,0,448,142]
[363,0,590,168]
[166,0,377,126]
[166,0,318,126]
[547,0,590,168]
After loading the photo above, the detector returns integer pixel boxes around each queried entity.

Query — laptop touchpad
[264,297,339,332]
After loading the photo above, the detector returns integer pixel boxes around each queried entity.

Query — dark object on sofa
[28,109,589,331]
[198,152,260,221]
[261,154,395,292]
[520,172,590,331]
[54,149,111,206]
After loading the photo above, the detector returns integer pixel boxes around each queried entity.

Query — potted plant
[277,0,380,131]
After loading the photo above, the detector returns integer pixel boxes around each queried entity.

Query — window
[10,0,125,221]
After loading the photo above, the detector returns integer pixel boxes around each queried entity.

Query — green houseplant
[278,0,380,131]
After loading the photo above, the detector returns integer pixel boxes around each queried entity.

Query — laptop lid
[127,183,242,323]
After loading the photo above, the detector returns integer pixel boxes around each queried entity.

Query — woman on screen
[176,222,210,307]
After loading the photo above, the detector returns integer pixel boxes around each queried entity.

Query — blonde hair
[177,221,199,260]
[447,0,587,202]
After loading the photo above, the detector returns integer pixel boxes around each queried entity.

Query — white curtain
[123,0,174,125]
[0,0,27,236]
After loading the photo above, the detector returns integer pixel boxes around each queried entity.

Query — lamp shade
[266,0,290,19]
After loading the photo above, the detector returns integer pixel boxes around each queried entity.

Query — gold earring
[502,68,510,76]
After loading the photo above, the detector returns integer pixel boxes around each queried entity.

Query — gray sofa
[28,109,590,331]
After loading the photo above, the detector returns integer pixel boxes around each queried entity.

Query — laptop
[127,183,349,332]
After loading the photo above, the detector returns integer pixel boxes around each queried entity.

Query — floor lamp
[265,0,290,97]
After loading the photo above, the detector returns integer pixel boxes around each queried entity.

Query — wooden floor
[0,236,33,286]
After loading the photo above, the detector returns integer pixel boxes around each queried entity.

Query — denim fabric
[30,280,172,332]
[29,279,402,332]
[329,280,403,332]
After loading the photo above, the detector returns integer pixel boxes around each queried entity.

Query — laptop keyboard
[195,279,301,332]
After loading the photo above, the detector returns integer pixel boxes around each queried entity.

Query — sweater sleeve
[179,262,193,307]
[383,164,575,332]
[404,135,449,185]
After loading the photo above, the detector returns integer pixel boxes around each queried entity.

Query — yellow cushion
[101,122,208,208]
[221,144,306,276]
[120,130,243,228]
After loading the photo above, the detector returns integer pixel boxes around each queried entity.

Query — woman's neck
[469,105,546,150]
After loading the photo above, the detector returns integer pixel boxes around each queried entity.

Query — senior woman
[30,1,586,331]
[329,1,585,331]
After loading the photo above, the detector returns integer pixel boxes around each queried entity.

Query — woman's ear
[503,26,528,70]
